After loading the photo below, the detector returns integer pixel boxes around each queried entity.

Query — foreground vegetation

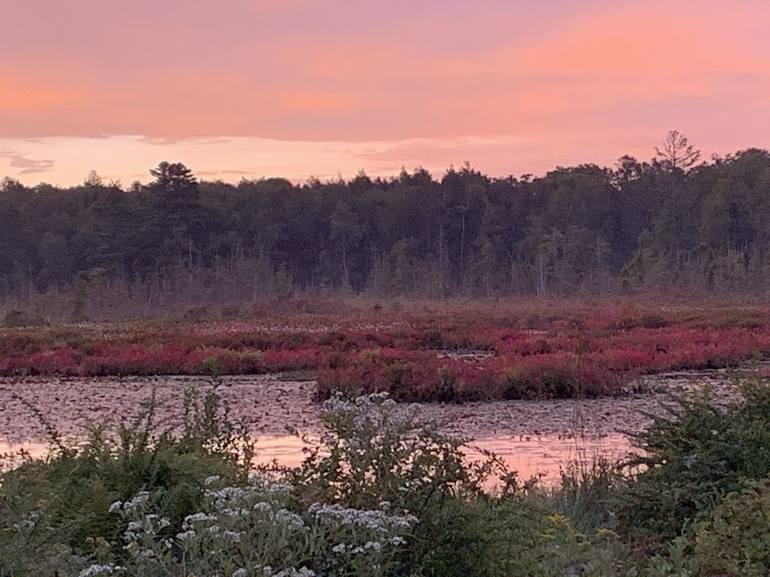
[3,302,770,401]
[2,380,769,576]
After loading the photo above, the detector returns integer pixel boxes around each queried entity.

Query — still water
[1,432,632,484]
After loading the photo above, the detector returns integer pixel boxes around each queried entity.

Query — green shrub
[615,379,770,543]
[413,498,628,577]
[692,476,770,577]
[198,354,225,377]
[501,371,530,400]
[289,393,485,512]
[0,387,251,576]
[435,366,459,402]
[382,361,414,398]
[289,393,629,577]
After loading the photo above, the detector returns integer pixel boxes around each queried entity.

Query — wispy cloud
[0,150,55,175]
[0,133,661,186]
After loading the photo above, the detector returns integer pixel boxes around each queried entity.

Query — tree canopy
[3,134,770,315]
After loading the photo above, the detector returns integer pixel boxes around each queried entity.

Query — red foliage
[3,302,770,401]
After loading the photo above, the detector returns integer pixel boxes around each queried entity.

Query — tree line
[2,131,770,317]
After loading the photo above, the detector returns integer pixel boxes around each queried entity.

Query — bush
[2,389,627,577]
[101,479,413,577]
[615,379,770,543]
[3,305,770,403]
[692,476,770,576]
[183,306,209,322]
[288,393,628,577]
[289,393,489,512]
[3,310,47,328]
[435,366,459,402]
[0,387,251,576]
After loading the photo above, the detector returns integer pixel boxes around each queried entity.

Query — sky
[2,0,770,186]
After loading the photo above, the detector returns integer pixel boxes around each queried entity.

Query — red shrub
[3,303,770,402]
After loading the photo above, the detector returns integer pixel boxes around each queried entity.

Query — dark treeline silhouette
[3,132,770,318]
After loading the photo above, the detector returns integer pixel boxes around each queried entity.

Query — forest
[2,132,770,317]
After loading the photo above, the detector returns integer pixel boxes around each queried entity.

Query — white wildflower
[78,564,124,577]
[123,492,150,512]
[207,487,248,501]
[221,529,242,543]
[274,568,315,577]
[309,503,416,532]
[176,530,196,542]
[264,483,292,493]
[364,540,383,552]
[221,507,250,519]
[273,509,305,529]
[185,512,215,524]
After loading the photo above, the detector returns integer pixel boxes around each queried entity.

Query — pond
[0,432,632,485]
[0,370,735,480]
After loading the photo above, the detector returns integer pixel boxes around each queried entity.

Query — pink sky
[2,0,769,185]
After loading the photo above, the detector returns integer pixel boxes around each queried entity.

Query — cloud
[0,133,641,187]
[195,168,261,178]
[0,0,769,179]
[9,0,765,141]
[0,150,55,175]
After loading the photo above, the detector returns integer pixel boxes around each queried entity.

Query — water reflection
[466,434,632,482]
[3,434,633,483]
[251,433,633,483]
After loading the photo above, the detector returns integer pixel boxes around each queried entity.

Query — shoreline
[0,368,742,444]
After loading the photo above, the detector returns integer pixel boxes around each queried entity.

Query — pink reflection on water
[466,433,632,483]
[1,434,633,484]
[250,433,633,484]
[252,435,318,469]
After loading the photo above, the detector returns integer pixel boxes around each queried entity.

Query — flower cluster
[98,469,411,577]
[78,565,125,577]
[309,503,417,534]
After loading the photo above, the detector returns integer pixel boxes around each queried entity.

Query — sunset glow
[2,0,770,184]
